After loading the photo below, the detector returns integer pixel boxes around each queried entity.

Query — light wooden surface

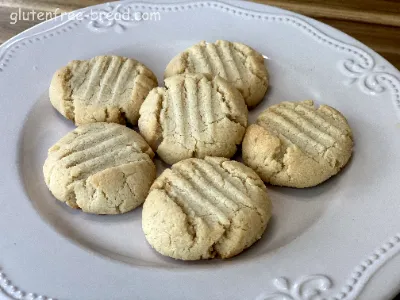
[0,0,399,69]
[255,0,400,26]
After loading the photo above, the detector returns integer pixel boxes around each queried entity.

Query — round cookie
[242,100,353,188]
[50,55,158,126]
[43,123,156,214]
[142,156,272,260]
[138,73,248,165]
[164,40,268,107]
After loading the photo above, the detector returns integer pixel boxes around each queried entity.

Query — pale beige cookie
[164,40,268,107]
[142,157,272,260]
[138,73,248,165]
[43,123,156,214]
[50,55,158,126]
[242,100,353,188]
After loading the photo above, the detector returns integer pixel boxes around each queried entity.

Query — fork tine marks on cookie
[167,168,230,226]
[50,55,157,125]
[194,160,254,207]
[189,43,213,74]
[164,40,268,107]
[206,42,228,78]
[271,105,337,148]
[186,75,201,140]
[259,110,326,156]
[139,73,247,164]
[43,123,156,214]
[216,41,243,89]
[142,157,271,260]
[100,56,122,101]
[175,162,240,212]
[199,77,215,139]
[295,103,344,138]
[83,56,111,103]
[243,100,353,188]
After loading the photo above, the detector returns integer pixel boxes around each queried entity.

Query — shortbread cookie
[43,123,156,214]
[242,100,353,188]
[50,55,158,126]
[164,40,268,107]
[142,157,272,260]
[138,73,248,165]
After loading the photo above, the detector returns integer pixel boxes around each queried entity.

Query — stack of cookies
[44,40,353,260]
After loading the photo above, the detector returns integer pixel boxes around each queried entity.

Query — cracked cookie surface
[242,100,353,188]
[164,40,268,107]
[142,156,272,260]
[138,73,248,165]
[49,55,158,126]
[43,122,156,214]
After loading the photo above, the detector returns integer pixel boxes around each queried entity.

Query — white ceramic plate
[0,1,399,299]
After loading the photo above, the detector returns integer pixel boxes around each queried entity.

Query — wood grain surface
[0,0,399,69]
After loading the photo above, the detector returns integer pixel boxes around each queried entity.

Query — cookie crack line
[170,191,228,258]
[67,64,92,121]
[257,118,351,169]
[243,101,353,187]
[51,55,157,125]
[214,84,246,127]
[43,123,156,214]
[139,73,247,164]
[257,104,352,166]
[204,161,266,219]
[218,160,266,191]
[143,157,271,260]
[162,181,200,251]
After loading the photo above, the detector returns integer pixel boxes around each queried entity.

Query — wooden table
[0,1,399,299]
